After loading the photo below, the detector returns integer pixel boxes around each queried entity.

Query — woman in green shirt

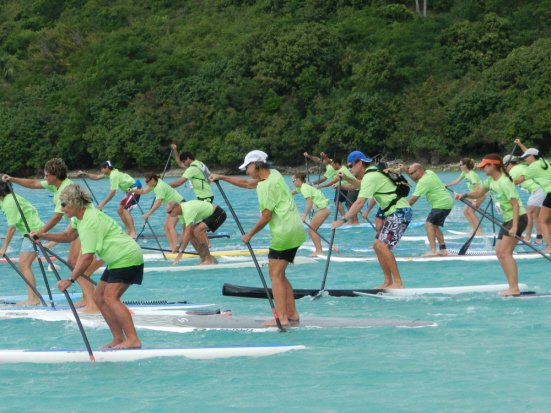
[291,173,331,256]
[456,154,527,296]
[445,158,486,236]
[129,173,184,251]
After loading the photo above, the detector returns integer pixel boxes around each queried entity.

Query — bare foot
[74,299,87,307]
[544,249,551,254]
[78,304,100,313]
[386,281,404,289]
[287,311,299,322]
[437,250,449,256]
[309,252,323,257]
[500,288,521,296]
[15,299,40,307]
[112,338,142,349]
[262,318,289,327]
[196,260,215,266]
[99,339,124,349]
[422,251,438,257]
[373,282,392,289]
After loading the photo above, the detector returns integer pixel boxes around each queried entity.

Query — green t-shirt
[323,165,336,180]
[71,207,143,269]
[483,174,526,222]
[509,165,540,194]
[1,194,44,235]
[519,159,551,194]
[413,170,453,210]
[41,178,74,220]
[177,200,214,226]
[296,184,329,210]
[153,179,183,205]
[337,165,357,188]
[107,169,136,193]
[461,170,482,192]
[182,160,213,199]
[257,170,306,251]
[358,166,410,216]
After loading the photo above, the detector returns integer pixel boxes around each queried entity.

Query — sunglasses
[44,173,50,177]
[167,206,177,214]
[60,202,67,207]
[408,169,420,176]
[292,178,300,182]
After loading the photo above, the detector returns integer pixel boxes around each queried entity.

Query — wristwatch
[341,218,348,223]
[67,277,75,283]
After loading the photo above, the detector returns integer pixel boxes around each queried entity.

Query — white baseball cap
[520,148,539,159]
[239,150,268,170]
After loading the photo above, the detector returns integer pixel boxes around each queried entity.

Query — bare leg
[308,207,331,256]
[539,207,551,253]
[94,280,141,349]
[525,205,534,242]
[495,236,520,296]
[372,239,403,289]
[123,209,137,239]
[423,222,438,256]
[336,201,345,217]
[190,223,214,265]
[165,215,179,251]
[67,238,96,311]
[435,227,448,256]
[16,251,40,306]
[117,205,130,235]
[532,207,542,243]
[262,258,297,326]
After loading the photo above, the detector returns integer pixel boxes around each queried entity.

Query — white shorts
[527,187,545,207]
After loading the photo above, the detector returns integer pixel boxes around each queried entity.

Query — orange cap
[477,159,501,168]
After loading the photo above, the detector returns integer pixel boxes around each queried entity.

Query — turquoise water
[1,172,550,412]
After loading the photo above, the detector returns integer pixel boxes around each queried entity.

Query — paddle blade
[311,290,328,301]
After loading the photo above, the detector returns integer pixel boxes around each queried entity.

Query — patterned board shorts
[376,208,413,247]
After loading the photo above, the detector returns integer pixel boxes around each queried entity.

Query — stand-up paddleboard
[302,221,425,230]
[353,283,529,298]
[138,232,230,240]
[143,249,269,261]
[310,252,546,262]
[402,234,495,242]
[221,283,529,299]
[0,344,306,363]
[98,256,317,273]
[0,293,82,303]
[0,256,57,263]
[510,292,551,298]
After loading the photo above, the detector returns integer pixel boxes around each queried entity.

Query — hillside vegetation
[1,0,550,173]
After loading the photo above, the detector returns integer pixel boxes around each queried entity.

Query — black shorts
[543,193,551,209]
[426,208,451,227]
[268,247,299,263]
[100,263,144,285]
[334,189,348,204]
[203,206,226,232]
[498,214,529,240]
[198,196,214,203]
[346,190,359,209]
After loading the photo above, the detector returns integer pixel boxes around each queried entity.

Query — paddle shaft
[79,175,99,206]
[41,246,97,286]
[131,193,167,261]
[303,221,342,256]
[3,254,47,306]
[458,199,493,255]
[213,180,285,333]
[317,179,341,293]
[5,181,56,308]
[141,246,199,256]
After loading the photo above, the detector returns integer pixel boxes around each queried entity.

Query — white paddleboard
[0,344,306,363]
[313,252,546,262]
[143,249,269,261]
[402,234,495,242]
[354,283,529,297]
[0,293,82,303]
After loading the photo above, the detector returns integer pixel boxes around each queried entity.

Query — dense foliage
[1,0,550,172]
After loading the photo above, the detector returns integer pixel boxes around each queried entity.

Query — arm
[30,225,79,243]
[335,171,361,189]
[173,224,193,265]
[291,189,297,195]
[78,171,104,181]
[0,226,17,256]
[128,186,152,196]
[171,144,186,168]
[3,176,43,189]
[331,197,368,229]
[445,175,463,188]
[209,174,259,189]
[242,209,272,244]
[455,185,489,201]
[144,199,163,220]
[513,176,525,185]
[362,197,377,220]
[303,152,321,163]
[407,195,419,206]
[169,176,187,188]
[98,190,116,210]
[508,198,520,237]
[339,184,357,191]
[312,176,327,186]
[41,212,64,233]
[397,164,415,183]
[302,198,313,221]
[514,139,528,153]
[320,176,338,189]
[57,253,94,292]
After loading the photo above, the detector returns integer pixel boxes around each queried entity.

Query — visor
[477,159,501,168]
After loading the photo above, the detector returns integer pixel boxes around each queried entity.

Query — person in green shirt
[400,163,453,256]
[209,150,306,326]
[304,152,334,186]
[291,173,331,257]
[128,173,184,251]
[333,151,412,289]
[317,159,359,225]
[445,158,486,236]
[505,155,543,244]
[165,199,226,266]
[511,139,551,254]
[0,178,44,306]
[455,154,528,296]
[79,161,142,239]
[31,183,144,349]
[169,145,214,202]
[4,158,97,312]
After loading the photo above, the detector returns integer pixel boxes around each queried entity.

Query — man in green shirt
[31,183,144,349]
[210,150,306,326]
[332,151,412,289]
[169,144,214,202]
[400,163,453,256]
[317,159,359,225]
[166,199,226,266]
[79,161,142,239]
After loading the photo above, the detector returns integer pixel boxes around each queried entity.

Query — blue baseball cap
[347,151,372,163]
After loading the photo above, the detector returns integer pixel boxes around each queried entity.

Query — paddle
[40,245,97,286]
[213,180,286,333]
[79,174,99,206]
[5,180,56,308]
[136,148,174,240]
[140,246,199,256]
[130,193,167,261]
[3,254,47,307]
[305,156,314,220]
[312,178,341,300]
[303,221,342,256]
[458,199,493,255]
[318,154,322,185]
[447,187,551,264]
[490,198,497,247]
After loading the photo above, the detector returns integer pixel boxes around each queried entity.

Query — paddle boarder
[31,183,144,348]
[400,163,453,256]
[332,151,412,289]
[445,158,486,236]
[128,173,183,251]
[4,159,97,312]
[169,144,214,202]
[511,139,551,253]
[317,159,359,225]
[209,150,306,326]
[0,178,44,306]
[165,199,227,266]
[455,154,528,296]
[291,173,331,256]
[79,161,142,239]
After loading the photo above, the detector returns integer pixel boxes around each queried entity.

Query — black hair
[0,175,11,197]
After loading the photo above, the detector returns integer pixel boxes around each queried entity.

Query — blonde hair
[59,183,92,208]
